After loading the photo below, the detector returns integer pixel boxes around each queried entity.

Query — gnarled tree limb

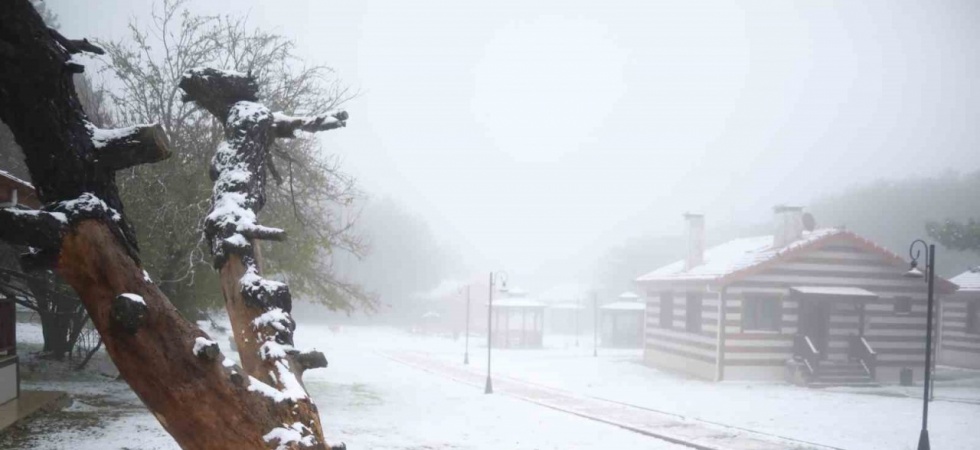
[0,208,66,250]
[0,2,342,449]
[272,111,348,138]
[89,123,172,172]
[181,67,346,449]
[49,28,105,55]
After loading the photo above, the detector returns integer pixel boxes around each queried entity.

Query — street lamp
[486,271,507,394]
[905,239,936,450]
[593,292,598,357]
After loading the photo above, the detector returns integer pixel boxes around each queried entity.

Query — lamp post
[464,284,471,365]
[905,239,936,450]
[593,292,598,357]
[486,271,507,394]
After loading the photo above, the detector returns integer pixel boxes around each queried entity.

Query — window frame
[967,301,980,335]
[685,292,703,333]
[659,291,674,329]
[741,294,783,333]
[894,296,912,316]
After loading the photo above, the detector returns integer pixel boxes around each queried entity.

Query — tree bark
[0,2,341,449]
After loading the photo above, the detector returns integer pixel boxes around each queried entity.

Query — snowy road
[382,350,832,450]
[5,322,688,449]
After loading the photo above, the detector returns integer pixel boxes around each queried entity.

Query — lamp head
[904,260,925,279]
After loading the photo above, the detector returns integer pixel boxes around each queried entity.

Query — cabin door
[799,300,830,359]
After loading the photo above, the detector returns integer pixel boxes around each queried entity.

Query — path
[384,350,843,450]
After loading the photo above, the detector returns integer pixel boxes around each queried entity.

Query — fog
[48,0,980,295]
[7,2,980,449]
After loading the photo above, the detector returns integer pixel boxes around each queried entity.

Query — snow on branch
[179,68,259,121]
[0,207,67,250]
[48,28,105,55]
[87,122,172,171]
[263,422,318,450]
[193,337,220,361]
[272,110,349,138]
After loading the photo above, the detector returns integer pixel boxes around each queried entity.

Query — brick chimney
[773,205,804,248]
[684,213,705,270]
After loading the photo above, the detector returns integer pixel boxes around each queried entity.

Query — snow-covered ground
[9,322,980,449]
[377,329,980,450]
[4,322,685,450]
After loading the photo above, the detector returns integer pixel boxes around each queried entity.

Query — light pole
[464,285,471,365]
[486,271,507,394]
[904,239,936,450]
[593,292,598,357]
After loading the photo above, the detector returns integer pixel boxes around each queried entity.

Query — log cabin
[635,207,957,386]
[941,268,980,369]
[0,169,40,406]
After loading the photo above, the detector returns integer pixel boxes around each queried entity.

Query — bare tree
[0,2,343,448]
[99,0,370,316]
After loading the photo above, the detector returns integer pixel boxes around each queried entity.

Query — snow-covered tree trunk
[0,2,342,449]
[178,66,347,447]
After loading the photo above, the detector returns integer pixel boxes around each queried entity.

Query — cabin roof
[637,228,840,283]
[951,268,980,292]
[0,169,41,209]
[635,228,958,294]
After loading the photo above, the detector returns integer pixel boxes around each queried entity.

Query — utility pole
[464,285,470,365]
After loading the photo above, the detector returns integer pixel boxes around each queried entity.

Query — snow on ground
[379,329,980,450]
[11,321,979,450]
[5,322,685,450]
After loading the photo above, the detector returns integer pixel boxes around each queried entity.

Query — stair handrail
[848,334,877,380]
[794,334,820,378]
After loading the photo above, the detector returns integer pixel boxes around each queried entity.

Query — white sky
[49,0,980,280]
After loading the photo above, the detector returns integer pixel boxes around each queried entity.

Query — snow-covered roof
[601,301,646,311]
[951,268,980,292]
[790,286,878,299]
[548,302,583,310]
[504,286,529,297]
[0,169,32,190]
[618,291,640,300]
[491,298,546,308]
[636,229,842,283]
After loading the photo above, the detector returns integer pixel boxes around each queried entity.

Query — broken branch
[0,208,67,250]
[90,123,172,171]
[49,28,105,55]
[272,111,349,138]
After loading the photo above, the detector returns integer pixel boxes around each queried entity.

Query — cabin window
[968,301,980,334]
[894,297,912,315]
[742,295,782,332]
[685,292,703,333]
[659,292,674,328]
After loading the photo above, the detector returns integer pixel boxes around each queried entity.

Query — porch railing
[848,334,877,380]
[793,334,820,379]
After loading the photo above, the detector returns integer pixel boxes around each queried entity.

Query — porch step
[807,361,879,388]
